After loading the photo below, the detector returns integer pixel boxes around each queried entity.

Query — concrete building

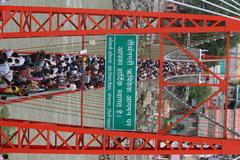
[198,108,240,139]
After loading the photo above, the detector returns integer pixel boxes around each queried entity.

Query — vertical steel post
[81,35,85,127]
[0,126,1,147]
[224,32,230,138]
[158,33,165,133]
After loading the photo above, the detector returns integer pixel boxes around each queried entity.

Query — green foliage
[162,117,171,130]
[179,1,203,14]
[173,123,185,132]
[198,35,240,57]
[178,1,240,60]
[179,1,234,16]
[0,106,10,118]
[189,86,212,104]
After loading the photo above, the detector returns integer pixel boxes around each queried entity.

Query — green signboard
[105,35,137,131]
[220,60,226,75]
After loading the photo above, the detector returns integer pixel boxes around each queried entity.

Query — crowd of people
[137,58,202,81]
[163,61,202,78]
[0,49,202,98]
[0,49,105,97]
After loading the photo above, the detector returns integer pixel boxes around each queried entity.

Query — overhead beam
[0,5,239,39]
[1,118,240,155]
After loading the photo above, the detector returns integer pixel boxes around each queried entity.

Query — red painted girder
[0,89,81,105]
[202,55,240,60]
[0,5,239,38]
[1,118,240,155]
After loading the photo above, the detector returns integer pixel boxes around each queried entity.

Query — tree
[189,86,212,104]
[198,35,240,57]
[179,1,234,16]
[178,1,240,58]
[173,123,185,132]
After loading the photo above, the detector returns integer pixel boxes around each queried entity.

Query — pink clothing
[28,77,43,81]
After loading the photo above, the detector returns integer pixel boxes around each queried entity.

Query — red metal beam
[0,6,240,38]
[165,82,220,87]
[0,89,81,106]
[202,55,240,60]
[80,35,85,127]
[1,118,240,155]
[0,5,239,155]
[224,32,230,138]
[158,34,164,133]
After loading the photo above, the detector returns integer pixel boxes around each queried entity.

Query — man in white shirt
[0,62,10,75]
[4,49,13,57]
[0,52,12,82]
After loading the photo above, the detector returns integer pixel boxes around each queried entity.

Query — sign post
[105,35,137,131]
[220,60,226,75]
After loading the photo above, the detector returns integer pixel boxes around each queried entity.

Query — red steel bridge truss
[0,5,240,155]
